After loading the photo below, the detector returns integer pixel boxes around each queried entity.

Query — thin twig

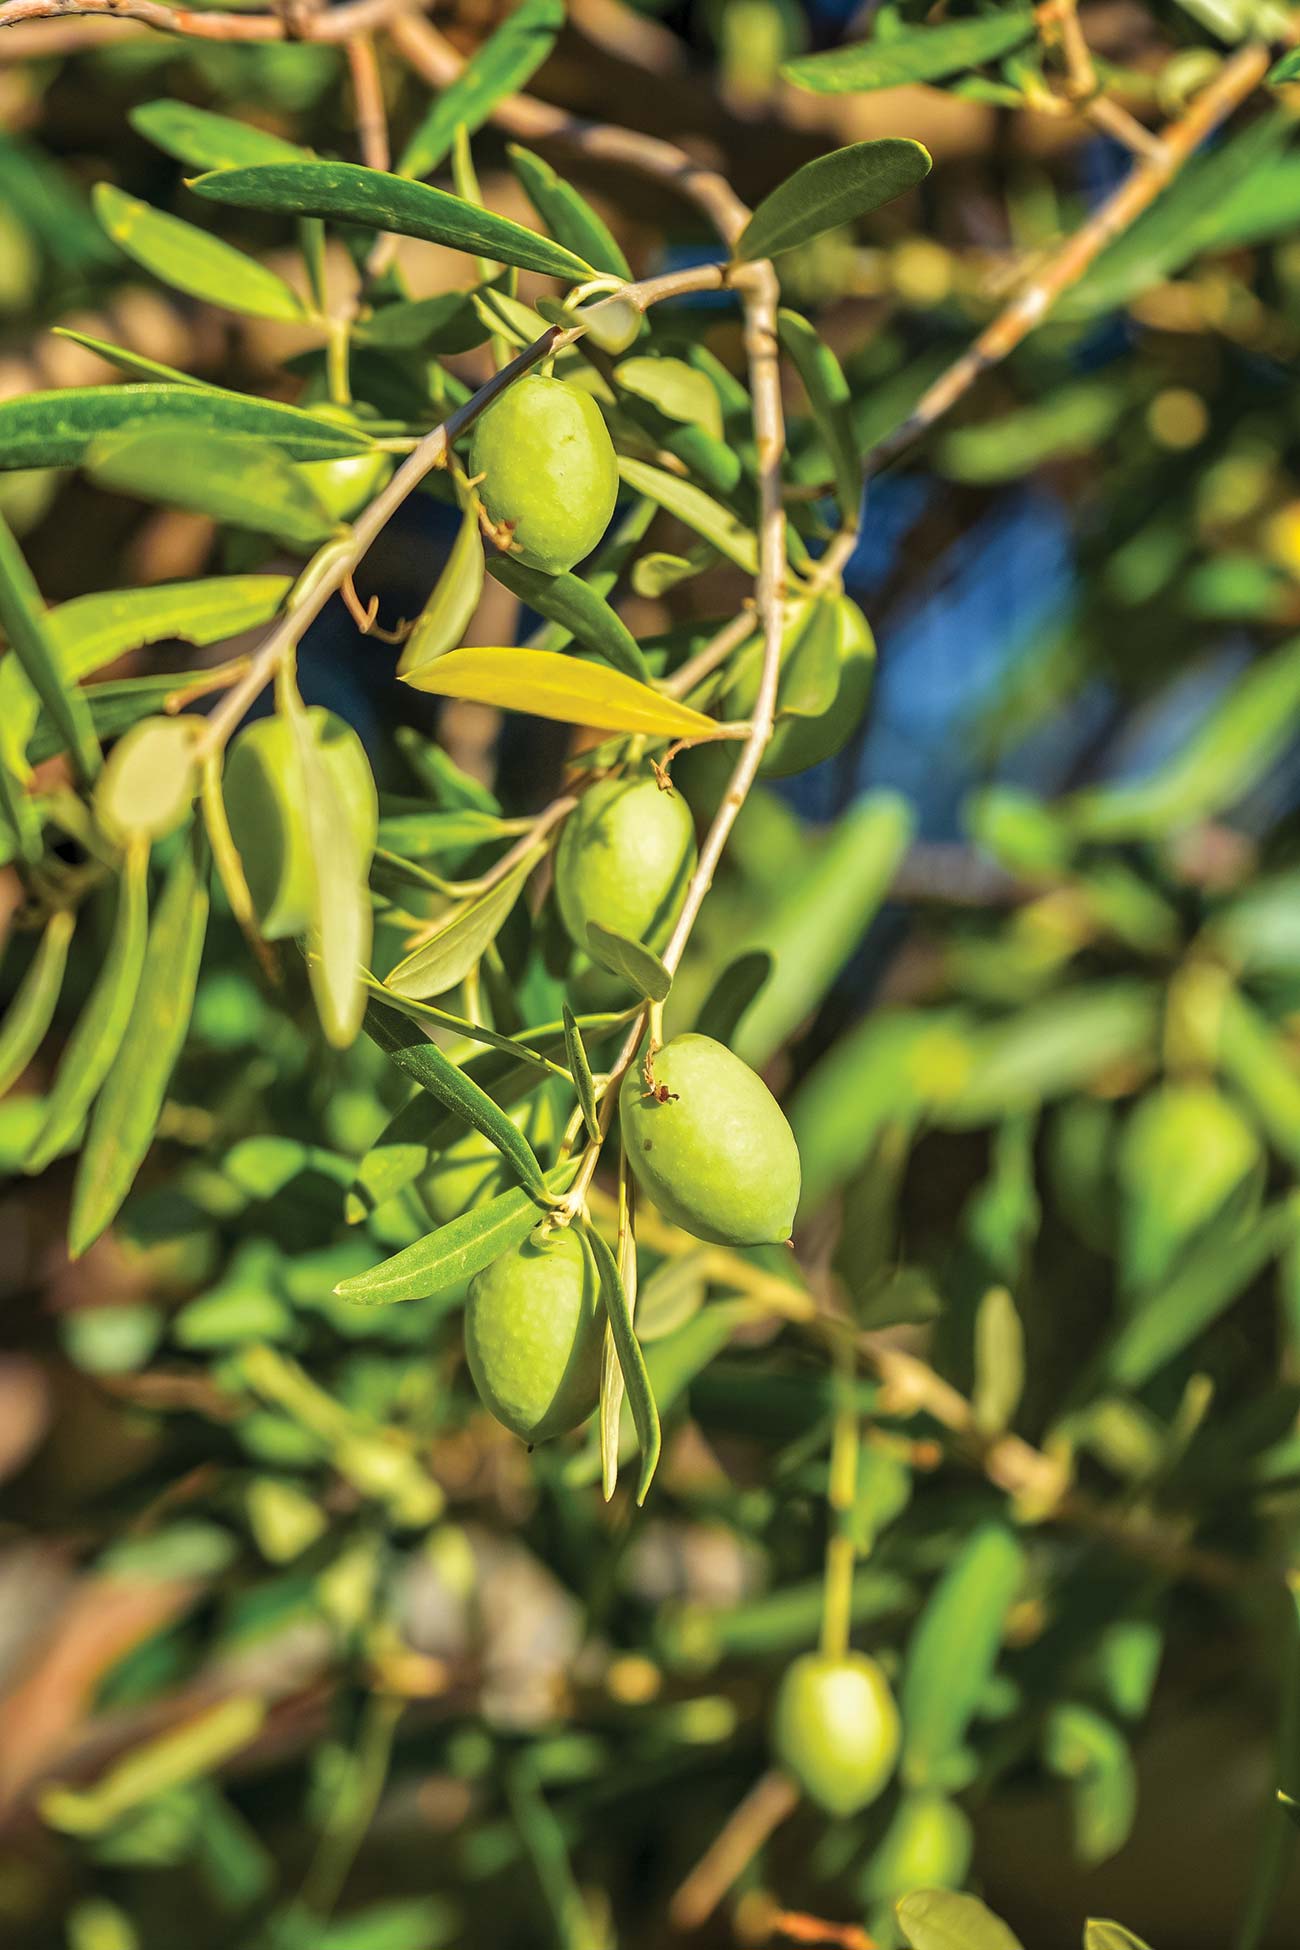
[345,32,390,173]
[869,40,1271,475]
[0,0,424,42]
[668,1770,800,1931]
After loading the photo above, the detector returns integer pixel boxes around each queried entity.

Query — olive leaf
[363,1004,547,1196]
[735,138,932,261]
[0,511,100,785]
[25,842,151,1174]
[93,184,307,323]
[696,948,773,1047]
[586,922,672,1003]
[190,162,595,283]
[783,10,1035,93]
[52,327,209,390]
[0,909,75,1097]
[49,576,291,688]
[485,555,653,682]
[356,290,490,354]
[896,1890,1026,1950]
[86,431,335,551]
[68,827,210,1258]
[616,457,760,575]
[972,1286,1026,1436]
[614,357,724,442]
[130,98,310,171]
[508,143,631,280]
[397,494,485,676]
[585,1219,661,1505]
[562,1003,601,1143]
[777,309,862,526]
[289,699,375,1049]
[0,385,375,470]
[385,846,544,999]
[376,807,519,857]
[1083,1926,1153,1950]
[900,1523,1025,1789]
[398,0,565,179]
[403,646,730,741]
[337,1161,576,1306]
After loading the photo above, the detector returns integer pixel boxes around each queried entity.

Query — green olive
[298,448,393,522]
[223,709,377,940]
[860,1791,972,1903]
[555,776,696,961]
[468,373,619,574]
[728,596,875,778]
[772,1651,901,1817]
[464,1225,603,1443]
[619,1033,800,1247]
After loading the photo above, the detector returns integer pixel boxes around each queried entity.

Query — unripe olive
[468,373,619,574]
[223,709,377,940]
[728,596,875,778]
[619,1033,800,1247]
[298,447,393,522]
[860,1791,972,1903]
[554,776,696,959]
[464,1226,603,1444]
[772,1651,901,1817]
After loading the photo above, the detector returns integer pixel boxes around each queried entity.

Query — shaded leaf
[130,99,309,171]
[93,184,306,322]
[0,909,75,1097]
[0,385,375,471]
[403,645,730,740]
[337,1161,574,1305]
[614,357,723,441]
[900,1524,1025,1788]
[508,143,631,280]
[616,456,759,574]
[363,1004,546,1194]
[897,1890,1026,1950]
[486,554,652,682]
[86,431,335,550]
[562,1003,600,1143]
[399,0,565,179]
[696,948,773,1046]
[190,162,594,282]
[398,494,485,675]
[586,1220,661,1503]
[356,290,490,353]
[69,828,210,1258]
[736,138,932,260]
[778,309,861,525]
[0,511,100,784]
[291,700,375,1048]
[972,1286,1025,1436]
[385,846,543,999]
[784,11,1035,93]
[586,921,672,1002]
[52,327,209,390]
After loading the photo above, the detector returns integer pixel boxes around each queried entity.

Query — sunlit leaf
[86,431,335,550]
[486,554,652,682]
[586,1220,660,1504]
[0,385,375,471]
[399,0,565,178]
[784,10,1035,93]
[616,456,759,574]
[900,1524,1025,1788]
[778,309,862,525]
[397,495,485,675]
[562,1003,600,1144]
[130,98,310,171]
[0,909,75,1098]
[0,510,100,784]
[385,846,543,999]
[402,645,730,741]
[364,1004,547,1195]
[614,357,723,442]
[897,1889,1026,1950]
[508,143,631,280]
[337,1161,574,1306]
[586,921,672,1002]
[736,139,931,260]
[93,184,306,322]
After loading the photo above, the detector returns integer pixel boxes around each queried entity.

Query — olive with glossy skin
[468,373,619,574]
[772,1651,901,1817]
[728,596,876,778]
[555,776,696,959]
[299,448,393,522]
[619,1034,800,1247]
[464,1226,603,1444]
[223,709,377,940]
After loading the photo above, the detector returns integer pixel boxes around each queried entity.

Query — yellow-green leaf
[402,646,730,741]
[93,184,306,323]
[398,494,485,676]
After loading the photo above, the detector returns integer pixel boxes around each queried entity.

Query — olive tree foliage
[4,0,1300,1945]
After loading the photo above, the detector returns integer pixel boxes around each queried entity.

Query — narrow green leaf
[615,356,723,441]
[190,162,595,283]
[562,1003,600,1143]
[900,1523,1025,1788]
[290,700,375,1048]
[0,909,75,1097]
[69,829,210,1257]
[375,807,520,857]
[778,309,862,525]
[897,1890,1026,1950]
[356,289,490,353]
[130,99,309,171]
[615,456,760,574]
[50,576,291,687]
[0,385,375,471]
[736,138,932,260]
[25,843,151,1174]
[586,1220,660,1504]
[86,431,334,550]
[486,554,652,682]
[972,1286,1025,1436]
[1272,48,1300,83]
[399,0,565,178]
[403,645,728,741]
[93,184,306,323]
[1083,1926,1153,1950]
[783,11,1035,93]
[363,1004,546,1195]
[398,496,485,675]
[385,846,543,999]
[51,327,209,390]
[696,949,773,1046]
[586,921,672,1002]
[0,511,100,784]
[508,143,631,280]
[338,1160,574,1305]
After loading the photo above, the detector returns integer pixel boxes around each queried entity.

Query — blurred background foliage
[8,0,1300,1947]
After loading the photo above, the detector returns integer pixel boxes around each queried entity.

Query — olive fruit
[772,1651,901,1817]
[464,1226,603,1444]
[223,709,378,940]
[619,1034,800,1247]
[727,596,875,778]
[299,448,393,522]
[468,373,619,574]
[860,1792,972,1904]
[555,776,696,959]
